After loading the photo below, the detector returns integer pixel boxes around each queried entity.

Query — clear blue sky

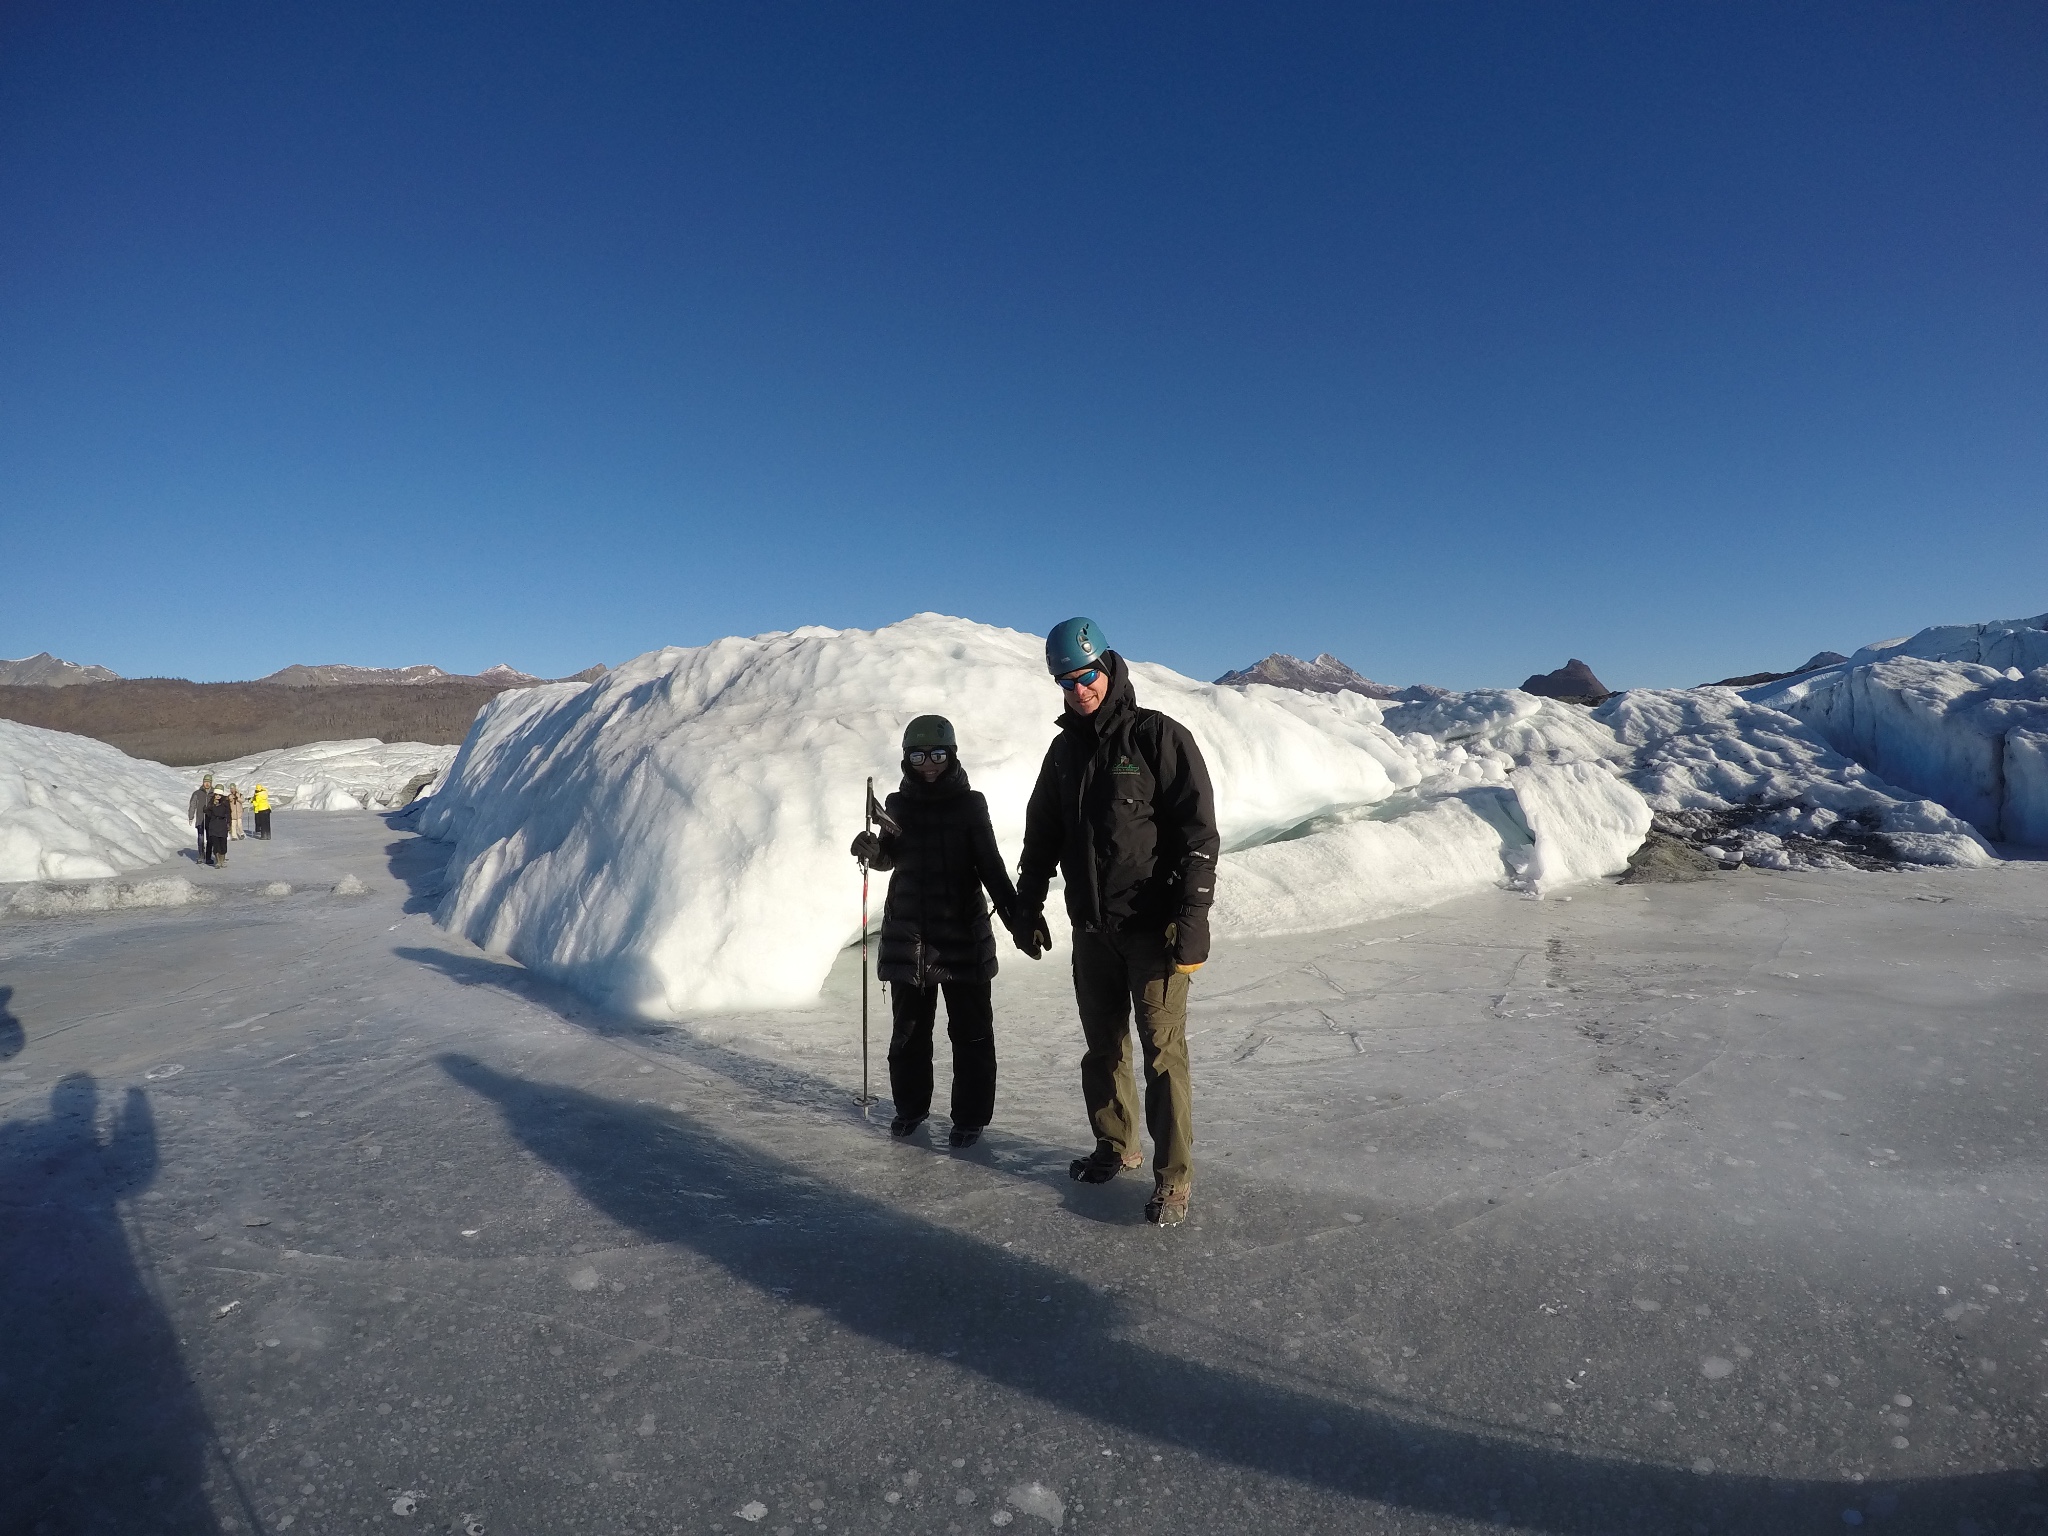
[3,3,2043,689]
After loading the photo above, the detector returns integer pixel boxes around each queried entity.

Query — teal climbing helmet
[1045,617,1107,676]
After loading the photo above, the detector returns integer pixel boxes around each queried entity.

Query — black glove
[1169,911,1209,972]
[849,830,881,864]
[1010,908,1050,960]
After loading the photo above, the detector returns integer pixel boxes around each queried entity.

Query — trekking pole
[858,775,874,1114]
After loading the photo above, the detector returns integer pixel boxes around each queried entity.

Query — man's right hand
[849,831,881,863]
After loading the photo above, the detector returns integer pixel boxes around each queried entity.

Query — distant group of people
[853,617,1217,1228]
[186,774,271,866]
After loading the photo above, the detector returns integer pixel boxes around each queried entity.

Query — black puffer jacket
[870,760,1020,987]
[1017,652,1220,965]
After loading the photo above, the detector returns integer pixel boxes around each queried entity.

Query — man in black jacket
[1013,618,1219,1227]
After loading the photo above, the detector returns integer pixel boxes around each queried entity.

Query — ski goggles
[1056,668,1104,690]
[906,747,952,766]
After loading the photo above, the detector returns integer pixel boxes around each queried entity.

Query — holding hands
[1007,907,1051,960]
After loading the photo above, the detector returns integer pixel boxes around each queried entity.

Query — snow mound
[419,615,1645,1015]
[1747,656,2048,847]
[192,739,459,810]
[1594,688,1995,869]
[296,779,365,811]
[3,875,212,919]
[0,719,194,882]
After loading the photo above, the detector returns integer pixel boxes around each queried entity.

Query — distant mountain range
[0,652,120,687]
[1,653,605,688]
[254,661,606,687]
[1214,653,1448,703]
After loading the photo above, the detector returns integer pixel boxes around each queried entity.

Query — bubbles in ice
[391,1491,421,1516]
[1700,1355,1735,1379]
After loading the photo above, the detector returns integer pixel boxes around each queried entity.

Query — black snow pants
[206,832,228,865]
[887,977,996,1129]
[254,809,271,839]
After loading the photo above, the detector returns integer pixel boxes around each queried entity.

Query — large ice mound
[0,719,194,883]
[418,615,1649,1015]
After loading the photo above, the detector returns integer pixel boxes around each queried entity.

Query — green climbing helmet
[902,714,957,754]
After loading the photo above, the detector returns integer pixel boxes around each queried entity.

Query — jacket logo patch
[1110,756,1141,776]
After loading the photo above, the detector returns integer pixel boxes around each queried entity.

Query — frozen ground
[2,812,2044,1535]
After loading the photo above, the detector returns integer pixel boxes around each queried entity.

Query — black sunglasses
[907,747,952,766]
[1057,668,1103,690]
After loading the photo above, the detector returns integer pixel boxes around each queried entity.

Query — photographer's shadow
[0,1076,224,1534]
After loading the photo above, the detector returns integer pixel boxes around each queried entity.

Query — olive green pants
[1072,927,1193,1188]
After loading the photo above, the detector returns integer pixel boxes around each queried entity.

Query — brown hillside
[0,679,523,765]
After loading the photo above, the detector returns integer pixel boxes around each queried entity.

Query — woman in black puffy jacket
[851,715,1024,1145]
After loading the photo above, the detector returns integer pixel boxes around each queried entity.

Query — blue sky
[2,3,2043,689]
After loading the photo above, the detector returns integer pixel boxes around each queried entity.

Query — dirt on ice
[2,811,2044,1534]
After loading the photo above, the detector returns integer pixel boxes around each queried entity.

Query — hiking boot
[947,1124,982,1148]
[889,1114,925,1138]
[1068,1144,1144,1184]
[1145,1178,1191,1227]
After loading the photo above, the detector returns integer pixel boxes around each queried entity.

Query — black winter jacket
[203,795,232,838]
[1016,652,1220,965]
[869,761,1020,987]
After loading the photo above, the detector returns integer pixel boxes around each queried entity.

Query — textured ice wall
[419,615,1648,1015]
[1596,687,1995,866]
[1749,657,2048,847]
[0,719,193,882]
[1849,611,2048,672]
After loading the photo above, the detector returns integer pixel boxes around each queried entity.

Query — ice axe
[857,777,900,1114]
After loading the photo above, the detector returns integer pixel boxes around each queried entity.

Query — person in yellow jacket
[251,784,272,840]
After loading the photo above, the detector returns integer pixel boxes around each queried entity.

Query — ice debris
[3,875,213,918]
[1004,1482,1065,1529]
[735,1500,767,1522]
